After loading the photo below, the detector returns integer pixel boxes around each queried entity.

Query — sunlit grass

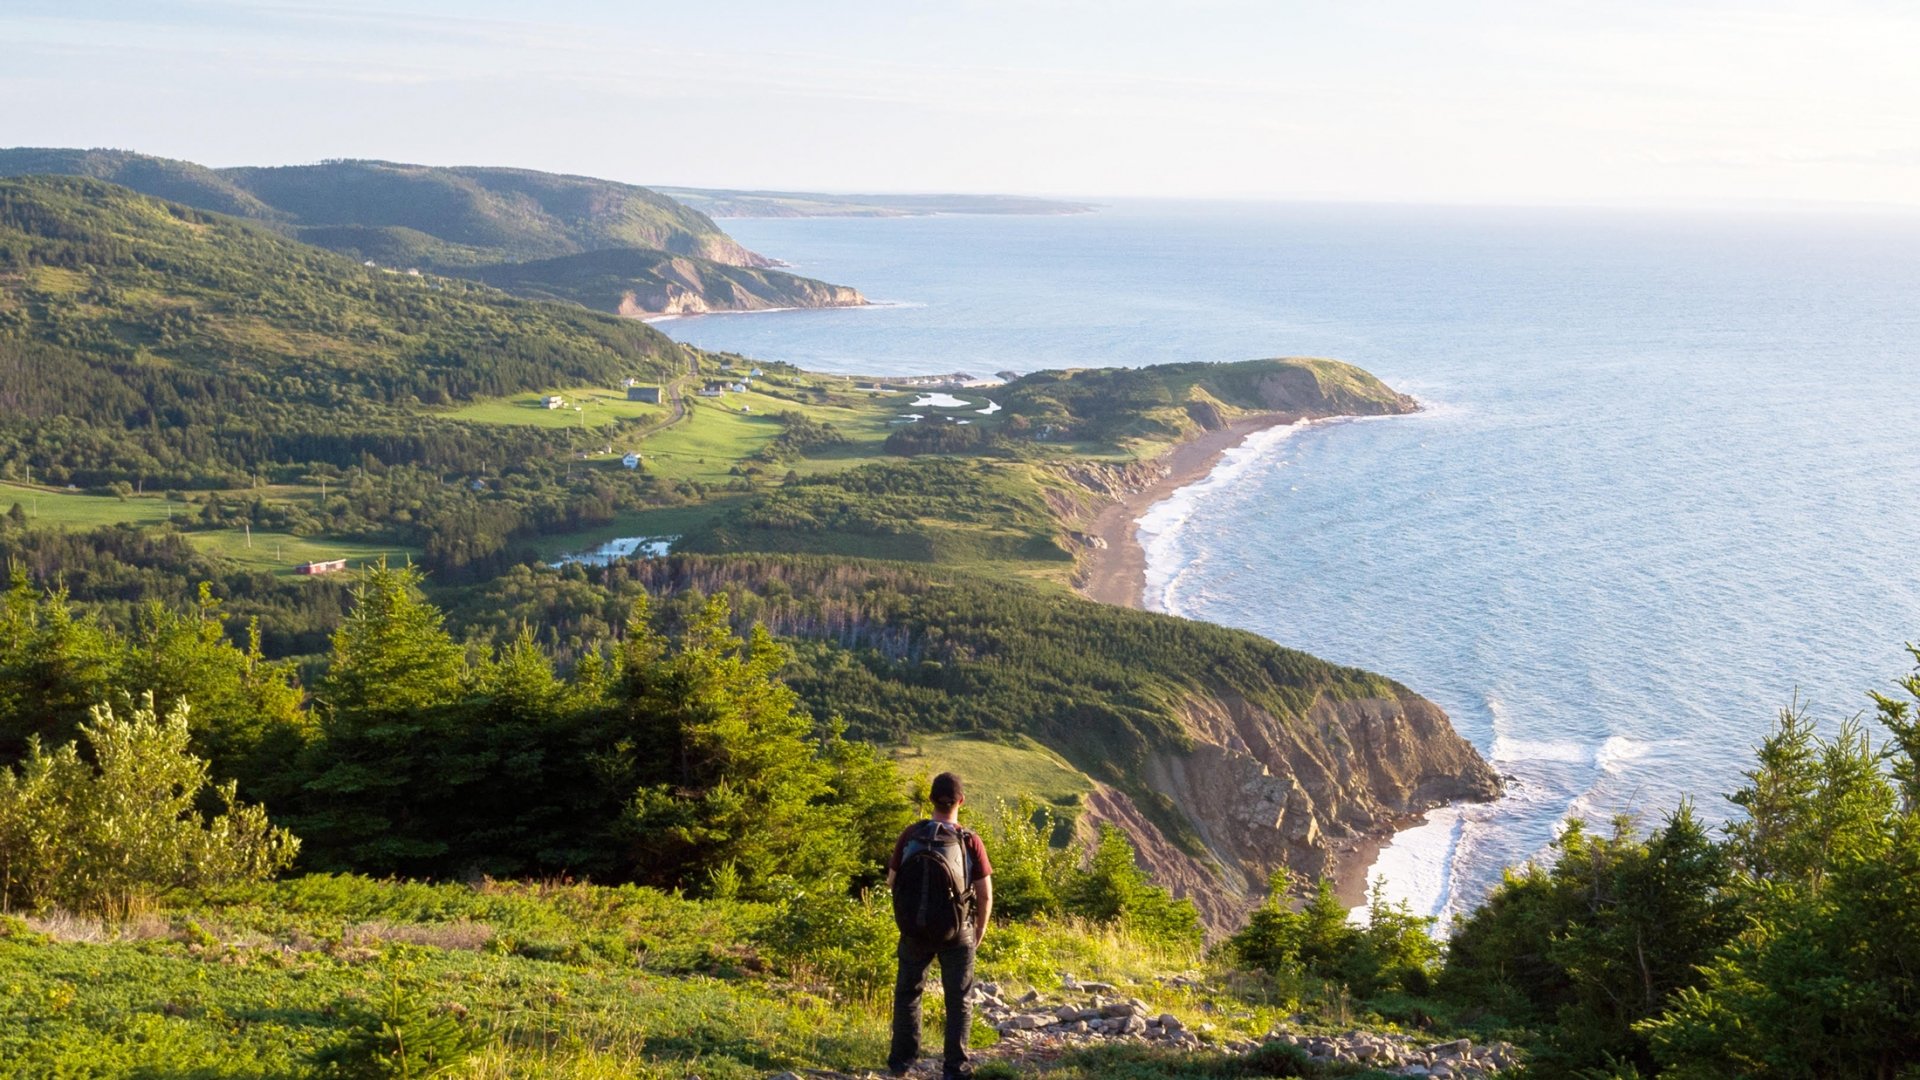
[0,483,181,528]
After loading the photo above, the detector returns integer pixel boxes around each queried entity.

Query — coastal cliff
[1085,690,1500,929]
[618,549,1499,933]
[1029,357,1493,925]
[474,248,867,316]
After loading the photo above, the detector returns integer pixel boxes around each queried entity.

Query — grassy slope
[895,733,1097,819]
[0,483,181,528]
[0,876,1320,1080]
[443,387,669,431]
[183,530,418,576]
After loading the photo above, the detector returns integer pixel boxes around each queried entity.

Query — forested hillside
[1,559,1914,1078]
[0,148,762,266]
[0,176,697,578]
[0,148,871,314]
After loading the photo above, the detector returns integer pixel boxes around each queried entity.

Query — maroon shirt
[889,820,992,883]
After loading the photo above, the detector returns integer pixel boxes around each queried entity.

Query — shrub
[0,694,299,916]
[978,797,1076,920]
[1063,825,1203,954]
[1228,873,1435,997]
[758,886,898,1000]
[313,964,487,1079]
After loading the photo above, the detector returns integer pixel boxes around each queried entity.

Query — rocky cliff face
[1084,689,1499,930]
[1052,365,1492,930]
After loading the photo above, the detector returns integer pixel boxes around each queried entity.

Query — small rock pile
[1260,1030,1519,1077]
[972,980,1204,1048]
[974,980,1515,1077]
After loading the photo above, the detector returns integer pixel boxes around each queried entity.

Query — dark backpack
[892,820,975,945]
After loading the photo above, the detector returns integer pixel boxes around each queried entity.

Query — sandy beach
[1078,411,1301,609]
[1075,409,1405,908]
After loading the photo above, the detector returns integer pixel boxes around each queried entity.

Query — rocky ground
[765,974,1521,1079]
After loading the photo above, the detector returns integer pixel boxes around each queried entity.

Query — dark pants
[888,929,976,1075]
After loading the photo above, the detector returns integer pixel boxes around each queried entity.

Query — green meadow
[442,386,669,430]
[894,733,1097,820]
[0,483,183,528]
[185,529,420,575]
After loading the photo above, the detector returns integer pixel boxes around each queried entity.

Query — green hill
[0,175,696,576]
[0,149,867,313]
[222,158,768,267]
[0,175,683,406]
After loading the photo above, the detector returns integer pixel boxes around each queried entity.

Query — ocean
[659,200,1920,922]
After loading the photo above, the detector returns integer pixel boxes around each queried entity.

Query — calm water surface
[662,201,1920,919]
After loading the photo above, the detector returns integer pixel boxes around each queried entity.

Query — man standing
[887,772,993,1080]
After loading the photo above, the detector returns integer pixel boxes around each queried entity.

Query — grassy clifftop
[1001,358,1416,453]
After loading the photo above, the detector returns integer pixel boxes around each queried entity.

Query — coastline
[1074,408,1417,908]
[1078,411,1303,608]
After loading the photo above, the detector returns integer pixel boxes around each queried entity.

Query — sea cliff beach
[1077,409,1422,907]
[1079,412,1301,608]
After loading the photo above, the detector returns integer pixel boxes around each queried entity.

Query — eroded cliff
[1084,689,1499,930]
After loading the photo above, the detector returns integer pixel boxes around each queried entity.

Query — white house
[750,367,765,377]
[542,395,566,409]
[622,452,642,469]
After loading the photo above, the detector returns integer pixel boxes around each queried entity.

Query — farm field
[0,483,183,528]
[184,529,419,576]
[442,386,669,429]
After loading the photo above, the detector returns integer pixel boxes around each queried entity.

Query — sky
[6,0,1920,208]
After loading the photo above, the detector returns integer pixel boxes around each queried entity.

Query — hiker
[887,771,993,1080]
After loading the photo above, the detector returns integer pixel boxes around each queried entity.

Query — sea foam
[1137,419,1318,614]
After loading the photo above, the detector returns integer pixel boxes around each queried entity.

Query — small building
[627,385,662,404]
[542,394,566,409]
[730,382,749,393]
[297,559,348,576]
[750,367,765,377]
[621,452,642,470]
[696,387,724,398]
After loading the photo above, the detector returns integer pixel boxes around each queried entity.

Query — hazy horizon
[8,0,1920,211]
